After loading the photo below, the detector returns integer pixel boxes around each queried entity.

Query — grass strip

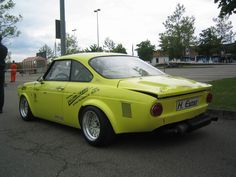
[208,77,236,111]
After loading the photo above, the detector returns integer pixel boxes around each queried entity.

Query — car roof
[56,52,128,62]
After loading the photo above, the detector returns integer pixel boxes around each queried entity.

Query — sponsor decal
[67,87,100,106]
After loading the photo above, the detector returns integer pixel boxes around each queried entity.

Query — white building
[151,57,169,66]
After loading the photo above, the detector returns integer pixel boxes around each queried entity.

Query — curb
[207,109,236,120]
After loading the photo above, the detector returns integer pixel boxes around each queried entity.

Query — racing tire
[80,106,115,146]
[19,96,34,121]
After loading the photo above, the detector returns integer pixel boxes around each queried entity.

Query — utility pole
[60,0,66,55]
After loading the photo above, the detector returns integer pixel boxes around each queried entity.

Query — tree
[84,44,103,52]
[226,42,236,55]
[198,27,221,56]
[65,33,79,54]
[112,44,127,54]
[215,0,236,17]
[102,37,127,53]
[213,16,235,44]
[136,40,155,61]
[38,44,54,59]
[58,33,79,55]
[159,4,196,59]
[103,37,115,52]
[0,0,22,38]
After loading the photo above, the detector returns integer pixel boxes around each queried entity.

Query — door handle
[56,86,65,91]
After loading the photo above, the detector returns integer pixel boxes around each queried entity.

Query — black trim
[128,90,157,99]
[70,60,93,82]
[156,113,218,134]
[186,114,214,131]
[158,90,207,99]
[43,59,71,81]
[43,58,94,83]
[42,61,54,80]
[127,89,207,100]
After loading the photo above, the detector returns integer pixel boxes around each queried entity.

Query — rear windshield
[89,56,164,79]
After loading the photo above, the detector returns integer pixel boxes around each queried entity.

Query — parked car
[18,53,217,146]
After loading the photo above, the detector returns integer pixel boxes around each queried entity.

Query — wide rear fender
[81,99,118,133]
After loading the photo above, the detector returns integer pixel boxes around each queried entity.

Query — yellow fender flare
[81,99,118,133]
[19,93,36,116]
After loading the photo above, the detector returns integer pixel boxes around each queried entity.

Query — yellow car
[18,53,217,146]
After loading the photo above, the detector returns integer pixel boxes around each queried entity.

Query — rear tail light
[206,93,213,103]
[150,103,163,117]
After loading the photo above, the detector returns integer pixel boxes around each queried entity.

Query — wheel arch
[78,99,118,133]
[19,93,36,116]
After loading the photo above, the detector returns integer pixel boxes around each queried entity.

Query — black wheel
[19,96,34,121]
[80,106,115,146]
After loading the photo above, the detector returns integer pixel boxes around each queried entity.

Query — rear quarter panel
[63,84,164,134]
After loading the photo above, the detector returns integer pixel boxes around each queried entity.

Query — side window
[44,60,71,81]
[71,61,93,82]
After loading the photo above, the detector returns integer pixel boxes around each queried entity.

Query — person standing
[10,60,17,82]
[0,35,8,113]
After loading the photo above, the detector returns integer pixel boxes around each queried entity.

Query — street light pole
[72,29,77,37]
[94,9,101,48]
[72,29,78,50]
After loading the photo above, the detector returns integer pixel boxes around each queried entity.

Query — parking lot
[161,63,236,82]
[0,64,236,177]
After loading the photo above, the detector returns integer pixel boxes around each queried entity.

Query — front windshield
[89,56,165,79]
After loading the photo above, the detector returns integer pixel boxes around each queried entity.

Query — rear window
[89,56,164,79]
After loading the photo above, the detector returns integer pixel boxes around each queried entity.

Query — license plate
[176,97,199,111]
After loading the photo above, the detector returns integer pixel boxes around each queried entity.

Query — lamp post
[72,29,78,50]
[94,9,101,48]
[72,29,77,37]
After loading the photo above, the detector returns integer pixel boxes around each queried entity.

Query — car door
[62,60,94,127]
[34,60,71,123]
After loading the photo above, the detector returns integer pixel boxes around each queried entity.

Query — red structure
[22,56,47,74]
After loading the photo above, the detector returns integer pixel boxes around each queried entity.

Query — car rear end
[118,75,217,133]
[151,88,217,134]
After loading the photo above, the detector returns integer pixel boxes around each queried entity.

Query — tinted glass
[71,60,93,82]
[44,60,71,81]
[90,56,164,79]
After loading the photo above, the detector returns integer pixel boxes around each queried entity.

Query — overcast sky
[4,0,236,62]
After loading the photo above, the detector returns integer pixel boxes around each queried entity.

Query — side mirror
[37,76,44,84]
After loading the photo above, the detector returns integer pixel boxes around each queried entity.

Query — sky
[3,0,236,62]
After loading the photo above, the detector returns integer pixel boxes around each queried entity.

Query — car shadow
[23,116,82,136]
[112,130,208,149]
[23,116,210,149]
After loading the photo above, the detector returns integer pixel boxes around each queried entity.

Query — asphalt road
[0,64,236,177]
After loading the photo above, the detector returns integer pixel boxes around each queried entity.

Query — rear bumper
[187,114,218,131]
[158,113,218,134]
